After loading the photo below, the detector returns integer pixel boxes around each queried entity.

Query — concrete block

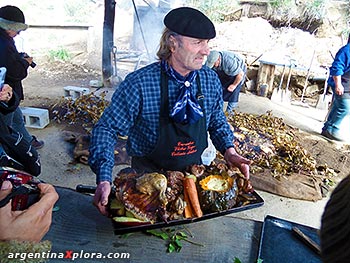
[64,86,90,100]
[20,107,49,129]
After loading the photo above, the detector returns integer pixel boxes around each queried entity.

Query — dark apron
[132,70,208,173]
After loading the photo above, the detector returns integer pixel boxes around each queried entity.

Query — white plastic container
[201,134,217,165]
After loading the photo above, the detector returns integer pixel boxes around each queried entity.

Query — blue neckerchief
[161,60,203,124]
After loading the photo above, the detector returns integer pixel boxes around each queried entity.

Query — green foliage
[63,0,96,23]
[48,48,71,62]
[303,0,327,20]
[269,0,293,8]
[191,0,240,22]
[146,228,204,253]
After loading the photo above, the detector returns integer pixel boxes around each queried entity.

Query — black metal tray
[257,215,322,263]
[112,190,264,235]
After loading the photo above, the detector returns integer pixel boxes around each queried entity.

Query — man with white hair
[89,7,251,216]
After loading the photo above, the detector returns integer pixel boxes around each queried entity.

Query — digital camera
[0,167,40,210]
[19,52,36,68]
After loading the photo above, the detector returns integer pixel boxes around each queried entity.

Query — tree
[102,0,116,87]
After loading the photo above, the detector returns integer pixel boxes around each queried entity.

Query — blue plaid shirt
[89,62,235,183]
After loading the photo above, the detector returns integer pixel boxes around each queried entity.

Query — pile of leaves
[227,111,337,180]
[51,91,109,133]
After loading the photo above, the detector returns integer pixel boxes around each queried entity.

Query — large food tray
[113,190,264,235]
[257,215,321,263]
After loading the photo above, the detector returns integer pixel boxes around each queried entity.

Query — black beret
[0,5,25,23]
[164,7,216,39]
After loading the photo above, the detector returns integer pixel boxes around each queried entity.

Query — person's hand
[0,181,59,242]
[227,84,237,92]
[24,56,33,65]
[335,84,344,96]
[93,181,111,216]
[224,147,251,179]
[0,84,13,102]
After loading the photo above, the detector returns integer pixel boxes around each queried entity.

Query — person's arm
[333,75,344,95]
[329,44,350,95]
[0,181,58,242]
[0,43,29,85]
[89,74,141,216]
[227,70,245,92]
[205,71,250,178]
[222,52,245,92]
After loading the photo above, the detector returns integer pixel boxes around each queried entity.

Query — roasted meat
[114,169,168,223]
[135,172,168,206]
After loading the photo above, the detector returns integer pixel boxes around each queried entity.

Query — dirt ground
[20,60,350,229]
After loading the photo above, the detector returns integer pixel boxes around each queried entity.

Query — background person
[321,42,350,141]
[0,83,57,243]
[89,7,251,216]
[320,174,350,262]
[0,5,44,149]
[205,50,247,115]
[0,83,41,176]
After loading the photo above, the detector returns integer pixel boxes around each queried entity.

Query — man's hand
[334,75,344,96]
[227,84,238,92]
[93,181,111,217]
[335,84,344,96]
[0,84,13,102]
[224,147,251,179]
[0,181,59,242]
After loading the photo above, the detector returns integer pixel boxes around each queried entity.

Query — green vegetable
[146,228,203,253]
[112,216,145,223]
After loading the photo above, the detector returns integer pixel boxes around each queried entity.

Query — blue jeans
[226,102,238,114]
[0,107,33,143]
[322,94,350,137]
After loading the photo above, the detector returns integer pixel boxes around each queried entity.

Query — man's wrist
[97,180,111,185]
[221,145,235,155]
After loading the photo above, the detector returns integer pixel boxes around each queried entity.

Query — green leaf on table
[234,257,242,263]
[168,242,176,253]
[146,229,169,240]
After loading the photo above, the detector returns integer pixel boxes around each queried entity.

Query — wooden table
[44,187,263,263]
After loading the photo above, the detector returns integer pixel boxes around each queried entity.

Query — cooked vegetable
[183,177,203,218]
[198,174,238,213]
[109,198,125,216]
[199,175,233,193]
[183,188,194,218]
[113,216,145,223]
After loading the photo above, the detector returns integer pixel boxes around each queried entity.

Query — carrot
[183,177,203,218]
[183,186,194,218]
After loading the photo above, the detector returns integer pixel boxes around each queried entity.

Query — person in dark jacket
[0,84,58,243]
[0,82,41,175]
[0,5,44,149]
[320,174,350,263]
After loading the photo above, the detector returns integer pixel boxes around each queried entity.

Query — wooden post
[256,62,275,97]
[102,0,116,87]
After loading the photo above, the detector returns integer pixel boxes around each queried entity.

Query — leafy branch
[146,228,204,253]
